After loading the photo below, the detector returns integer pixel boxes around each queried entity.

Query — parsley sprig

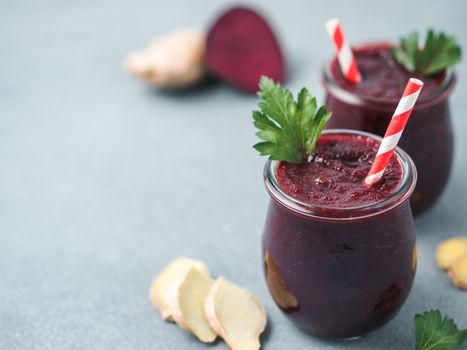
[390,29,462,76]
[415,310,467,350]
[253,76,332,164]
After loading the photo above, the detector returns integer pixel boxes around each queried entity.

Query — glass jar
[322,42,455,216]
[262,130,417,339]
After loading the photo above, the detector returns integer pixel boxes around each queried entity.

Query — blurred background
[1,0,466,349]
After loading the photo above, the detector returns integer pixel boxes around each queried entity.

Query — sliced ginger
[149,257,209,321]
[204,277,267,350]
[448,254,467,290]
[264,252,298,310]
[150,259,267,348]
[436,237,467,269]
[126,29,206,88]
[174,268,217,342]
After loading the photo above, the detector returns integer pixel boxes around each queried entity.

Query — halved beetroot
[206,7,286,94]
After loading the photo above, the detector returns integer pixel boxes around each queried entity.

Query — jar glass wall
[322,42,455,215]
[262,130,417,339]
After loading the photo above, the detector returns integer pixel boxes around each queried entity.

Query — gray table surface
[1,0,467,349]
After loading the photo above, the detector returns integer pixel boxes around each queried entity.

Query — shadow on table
[288,318,412,349]
[261,313,273,346]
[146,76,220,99]
[413,176,465,238]
[304,321,415,350]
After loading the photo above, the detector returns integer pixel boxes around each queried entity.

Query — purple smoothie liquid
[324,43,454,215]
[262,131,417,339]
[276,134,401,207]
[330,43,443,100]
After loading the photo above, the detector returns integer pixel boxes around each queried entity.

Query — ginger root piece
[174,268,217,342]
[448,254,467,290]
[412,243,418,272]
[204,277,267,350]
[264,252,299,310]
[126,29,206,88]
[435,237,467,269]
[149,257,209,321]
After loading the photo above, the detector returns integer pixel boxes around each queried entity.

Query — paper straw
[325,18,362,84]
[364,78,424,186]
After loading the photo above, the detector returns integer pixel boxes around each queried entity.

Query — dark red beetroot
[206,7,285,93]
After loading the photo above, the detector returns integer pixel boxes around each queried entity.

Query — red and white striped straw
[325,18,362,84]
[364,78,424,186]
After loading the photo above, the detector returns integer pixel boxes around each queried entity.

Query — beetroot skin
[206,7,286,94]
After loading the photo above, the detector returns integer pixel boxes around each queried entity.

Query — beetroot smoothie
[262,130,417,339]
[323,43,455,215]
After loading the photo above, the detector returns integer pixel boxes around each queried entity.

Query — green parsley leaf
[390,29,462,75]
[253,76,332,164]
[415,309,467,350]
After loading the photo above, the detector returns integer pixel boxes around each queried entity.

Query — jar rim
[322,41,456,110]
[263,129,417,221]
